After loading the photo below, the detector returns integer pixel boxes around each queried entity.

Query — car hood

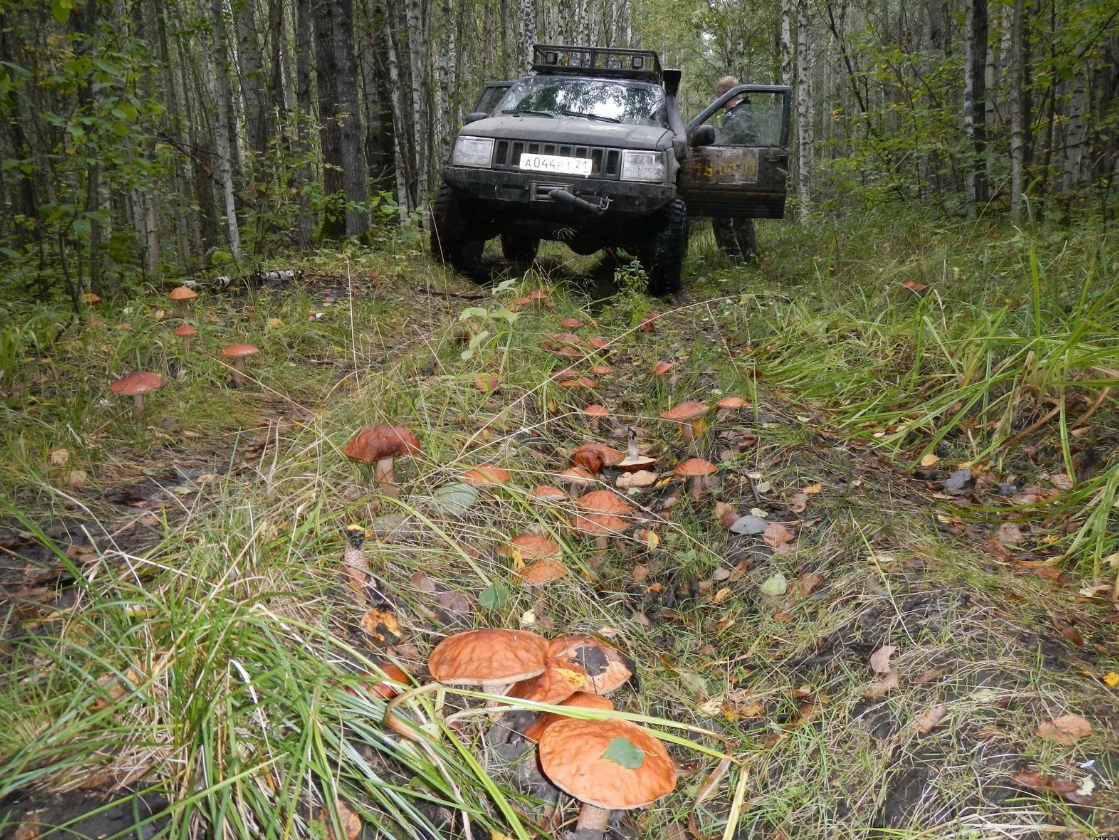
[461,116,671,150]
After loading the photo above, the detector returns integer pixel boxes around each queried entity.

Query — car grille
[492,140,622,180]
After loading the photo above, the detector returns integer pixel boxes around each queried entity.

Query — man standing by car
[711,75,759,263]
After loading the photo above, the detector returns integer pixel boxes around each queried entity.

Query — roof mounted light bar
[532,44,663,83]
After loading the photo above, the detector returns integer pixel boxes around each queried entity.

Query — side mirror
[464,111,489,124]
[691,125,716,147]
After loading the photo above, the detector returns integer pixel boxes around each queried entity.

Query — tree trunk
[780,0,793,86]
[208,0,243,258]
[314,0,346,238]
[233,0,269,157]
[384,0,415,213]
[1010,0,1026,220]
[519,0,535,72]
[332,0,369,236]
[295,0,316,247]
[963,0,988,214]
[155,0,192,268]
[404,0,428,214]
[795,0,814,218]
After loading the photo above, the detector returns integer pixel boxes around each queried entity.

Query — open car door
[470,82,514,117]
[679,85,791,219]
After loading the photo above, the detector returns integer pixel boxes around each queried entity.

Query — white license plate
[519,153,592,177]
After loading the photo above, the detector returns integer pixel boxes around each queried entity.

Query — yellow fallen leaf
[268,317,283,329]
[802,483,822,495]
[713,587,733,604]
[919,453,940,467]
[1103,672,1119,688]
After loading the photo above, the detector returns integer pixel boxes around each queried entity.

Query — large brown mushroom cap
[508,658,590,705]
[428,629,549,687]
[574,490,634,516]
[461,463,512,486]
[717,396,748,409]
[524,692,614,742]
[660,401,709,423]
[168,286,198,302]
[616,454,656,473]
[571,443,626,467]
[560,317,585,330]
[674,457,718,477]
[499,534,562,561]
[538,718,677,810]
[109,371,164,395]
[220,342,260,358]
[173,324,198,337]
[515,559,569,585]
[530,484,568,502]
[583,405,609,419]
[650,361,673,376]
[556,467,597,487]
[343,425,423,464]
[572,512,628,537]
[548,635,636,695]
[80,292,101,304]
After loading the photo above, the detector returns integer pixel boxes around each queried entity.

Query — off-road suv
[432,45,791,295]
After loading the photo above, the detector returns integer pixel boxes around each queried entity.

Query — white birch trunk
[404,0,428,214]
[205,0,242,258]
[780,0,793,86]
[795,0,813,218]
[519,0,535,71]
[1009,0,1025,220]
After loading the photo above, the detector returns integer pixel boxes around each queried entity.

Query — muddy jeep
[432,45,791,295]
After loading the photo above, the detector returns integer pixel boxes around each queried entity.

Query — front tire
[431,183,485,273]
[501,233,539,263]
[639,198,687,296]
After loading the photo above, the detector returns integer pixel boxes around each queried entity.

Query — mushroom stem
[182,335,192,353]
[132,394,145,420]
[231,356,247,385]
[689,475,704,499]
[594,535,608,553]
[590,417,600,433]
[575,803,609,833]
[374,457,396,486]
[681,422,696,446]
[178,300,191,314]
[383,680,443,742]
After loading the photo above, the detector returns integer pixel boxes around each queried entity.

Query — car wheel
[431,183,485,273]
[639,198,687,296]
[500,234,539,263]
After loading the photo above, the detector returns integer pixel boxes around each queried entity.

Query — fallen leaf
[866,669,900,698]
[712,587,733,604]
[788,492,808,514]
[996,522,1023,546]
[796,572,824,597]
[912,704,947,733]
[759,572,787,597]
[1013,768,1094,805]
[410,571,437,592]
[1036,713,1092,745]
[802,484,822,495]
[68,469,87,489]
[48,448,69,466]
[318,800,362,840]
[1049,473,1073,491]
[762,521,793,550]
[915,669,941,685]
[869,645,897,675]
[919,453,940,467]
[714,501,739,529]
[12,820,41,840]
[1103,672,1119,687]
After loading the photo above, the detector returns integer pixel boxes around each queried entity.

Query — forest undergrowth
[0,210,1117,839]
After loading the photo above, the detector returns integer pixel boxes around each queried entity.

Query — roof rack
[532,44,662,83]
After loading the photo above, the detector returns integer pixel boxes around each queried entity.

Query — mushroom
[343,425,423,492]
[168,285,198,312]
[530,484,569,503]
[173,324,198,352]
[109,371,163,420]
[560,317,585,330]
[716,395,748,420]
[351,662,411,700]
[572,512,627,554]
[616,426,656,472]
[427,628,549,696]
[556,466,597,498]
[547,635,636,695]
[590,364,613,376]
[515,559,569,586]
[461,463,512,487]
[588,337,610,352]
[650,360,673,377]
[507,657,590,706]
[537,718,677,836]
[342,523,370,607]
[575,490,634,518]
[637,311,660,333]
[498,534,562,563]
[524,692,614,742]
[80,292,101,305]
[674,457,718,499]
[571,443,625,469]
[584,404,610,432]
[660,401,709,446]
[219,343,260,385]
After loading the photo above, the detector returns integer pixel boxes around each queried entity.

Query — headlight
[620,150,666,182]
[452,136,494,168]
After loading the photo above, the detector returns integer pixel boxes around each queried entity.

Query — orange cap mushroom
[168,286,198,311]
[515,559,569,585]
[461,463,512,487]
[173,324,198,352]
[428,629,549,689]
[660,401,709,446]
[523,692,614,742]
[674,457,718,498]
[548,635,636,695]
[219,343,260,385]
[109,371,163,420]
[343,425,423,488]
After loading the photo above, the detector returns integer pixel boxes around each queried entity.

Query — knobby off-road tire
[500,233,540,263]
[640,197,688,296]
[431,183,484,273]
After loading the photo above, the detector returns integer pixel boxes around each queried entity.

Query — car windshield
[499,77,665,127]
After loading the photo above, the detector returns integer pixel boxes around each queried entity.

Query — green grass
[1,213,1117,838]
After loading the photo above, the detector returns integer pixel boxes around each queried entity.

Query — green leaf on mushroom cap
[601,736,645,769]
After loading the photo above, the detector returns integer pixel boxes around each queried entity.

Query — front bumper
[442,166,676,217]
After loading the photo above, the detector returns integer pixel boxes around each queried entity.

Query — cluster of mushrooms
[105,285,262,419]
[378,628,676,838]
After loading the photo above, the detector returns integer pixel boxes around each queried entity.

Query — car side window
[693,92,785,146]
